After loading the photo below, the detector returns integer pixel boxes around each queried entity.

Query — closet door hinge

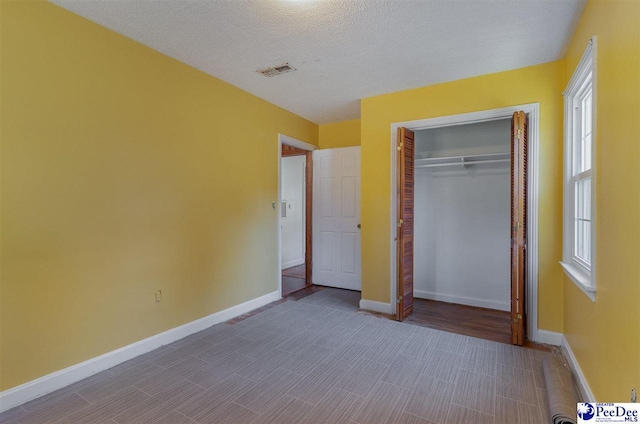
[513,313,523,323]
[397,142,403,151]
[397,219,403,228]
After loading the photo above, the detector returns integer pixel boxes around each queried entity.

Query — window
[561,37,596,301]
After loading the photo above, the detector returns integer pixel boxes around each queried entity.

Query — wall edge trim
[413,289,510,312]
[359,299,394,315]
[282,259,305,270]
[0,290,281,413]
[535,329,563,346]
[561,335,596,402]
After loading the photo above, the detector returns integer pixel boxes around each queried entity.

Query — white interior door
[313,147,361,291]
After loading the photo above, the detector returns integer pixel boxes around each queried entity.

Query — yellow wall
[0,2,317,391]
[318,119,361,149]
[360,61,566,333]
[561,0,640,401]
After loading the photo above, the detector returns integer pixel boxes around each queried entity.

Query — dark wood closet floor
[404,298,512,344]
[282,264,308,296]
[282,264,305,279]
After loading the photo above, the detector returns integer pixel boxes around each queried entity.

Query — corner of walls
[562,335,597,402]
[318,119,361,149]
[535,330,563,346]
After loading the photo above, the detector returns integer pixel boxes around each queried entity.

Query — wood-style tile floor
[282,276,307,296]
[404,299,512,345]
[282,264,305,279]
[282,264,308,296]
[1,288,568,424]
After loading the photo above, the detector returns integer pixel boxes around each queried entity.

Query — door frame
[278,134,317,298]
[389,103,541,342]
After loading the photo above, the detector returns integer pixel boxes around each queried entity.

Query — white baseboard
[359,299,394,315]
[561,335,596,402]
[535,329,563,346]
[414,290,510,312]
[282,258,304,270]
[0,290,281,413]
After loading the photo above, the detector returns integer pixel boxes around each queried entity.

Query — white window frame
[561,36,597,301]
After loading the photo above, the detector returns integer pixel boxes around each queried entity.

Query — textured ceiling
[50,0,585,124]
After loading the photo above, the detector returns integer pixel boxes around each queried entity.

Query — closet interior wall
[414,119,512,311]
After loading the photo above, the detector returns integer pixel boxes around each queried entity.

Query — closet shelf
[415,152,510,168]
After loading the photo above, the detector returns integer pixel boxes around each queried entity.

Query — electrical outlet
[632,388,637,403]
[154,290,162,303]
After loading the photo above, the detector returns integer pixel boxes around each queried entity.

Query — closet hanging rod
[415,152,510,168]
[417,158,510,168]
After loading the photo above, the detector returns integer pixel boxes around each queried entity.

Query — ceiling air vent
[258,63,296,77]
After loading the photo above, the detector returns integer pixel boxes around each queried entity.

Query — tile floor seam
[533,384,545,409]
[176,410,198,423]
[498,394,545,418]
[46,395,93,424]
[285,395,316,409]
[394,390,411,420]
[73,390,93,405]
[188,378,211,391]
[442,395,456,424]
[533,381,544,410]
[237,373,263,384]
[422,374,461,385]
[383,377,417,392]
[132,384,156,397]
[231,399,264,417]
[450,401,497,417]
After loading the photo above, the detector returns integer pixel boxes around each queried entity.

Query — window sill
[560,261,596,302]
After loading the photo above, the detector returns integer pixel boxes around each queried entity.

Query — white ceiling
[51,0,585,124]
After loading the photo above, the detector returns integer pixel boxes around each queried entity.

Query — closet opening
[415,119,513,343]
[280,140,314,297]
[391,105,539,345]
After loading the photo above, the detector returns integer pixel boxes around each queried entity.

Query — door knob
[357,224,361,229]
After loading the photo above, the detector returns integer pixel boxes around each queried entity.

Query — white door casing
[277,134,316,299]
[313,147,362,291]
[389,104,541,342]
